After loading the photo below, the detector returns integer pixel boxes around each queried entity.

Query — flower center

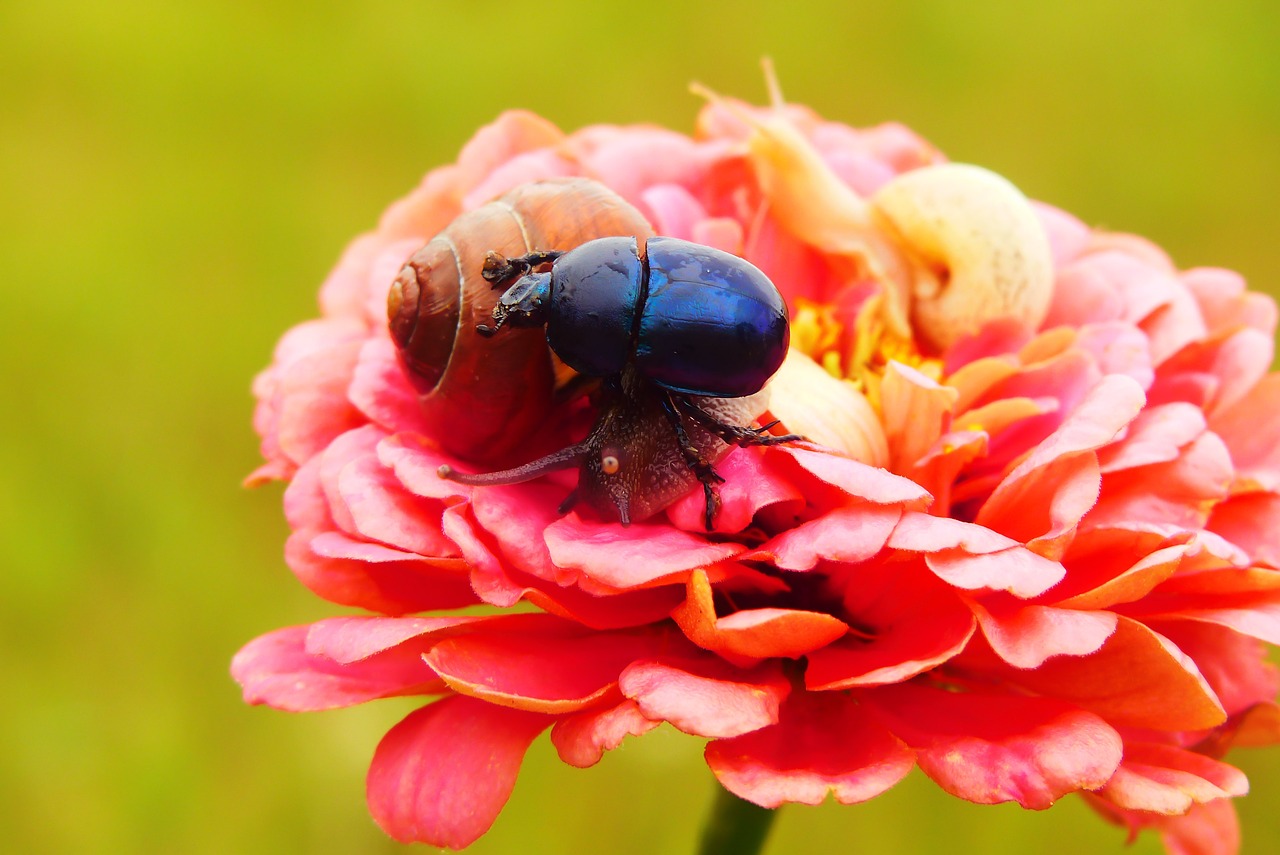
[790,294,944,410]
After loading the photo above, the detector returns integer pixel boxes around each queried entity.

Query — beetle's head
[478,273,552,337]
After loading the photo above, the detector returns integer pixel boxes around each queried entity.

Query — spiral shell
[388,178,655,462]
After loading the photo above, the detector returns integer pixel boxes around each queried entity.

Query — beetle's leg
[482,250,565,287]
[558,488,580,515]
[673,396,803,447]
[660,392,724,530]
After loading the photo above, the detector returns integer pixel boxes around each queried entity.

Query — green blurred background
[2,1,1278,852]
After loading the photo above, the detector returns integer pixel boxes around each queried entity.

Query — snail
[389,178,800,527]
[387,178,653,463]
[694,74,1055,354]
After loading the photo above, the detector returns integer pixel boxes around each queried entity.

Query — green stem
[697,787,778,855]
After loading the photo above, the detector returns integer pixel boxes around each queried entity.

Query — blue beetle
[438,235,799,528]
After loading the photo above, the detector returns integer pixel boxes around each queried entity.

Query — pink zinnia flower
[233,89,1280,853]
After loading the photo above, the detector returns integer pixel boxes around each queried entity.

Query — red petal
[367,696,550,848]
[425,628,670,713]
[665,448,805,533]
[231,625,444,711]
[619,657,790,738]
[550,698,660,767]
[864,683,1122,808]
[1005,617,1226,730]
[806,563,974,689]
[1056,541,1187,609]
[978,374,1145,557]
[705,690,914,808]
[1146,620,1280,717]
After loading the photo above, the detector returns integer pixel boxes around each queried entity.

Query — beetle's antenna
[437,441,588,486]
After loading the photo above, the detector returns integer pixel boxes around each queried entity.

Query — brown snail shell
[388,178,655,462]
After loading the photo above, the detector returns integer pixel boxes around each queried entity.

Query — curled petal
[367,697,551,849]
[425,627,670,714]
[620,657,790,738]
[551,698,661,767]
[1007,617,1226,731]
[672,569,848,664]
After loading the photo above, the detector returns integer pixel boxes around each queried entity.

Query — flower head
[234,91,1280,852]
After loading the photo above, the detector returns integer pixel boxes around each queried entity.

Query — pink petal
[1183,266,1277,338]
[1087,794,1241,855]
[1209,492,1280,567]
[864,683,1122,808]
[1211,373,1280,491]
[285,529,477,615]
[619,657,790,738]
[925,546,1066,598]
[304,615,480,663]
[705,690,914,808]
[232,625,444,711]
[1157,799,1241,855]
[550,698,661,767]
[1100,743,1247,815]
[889,505,1066,598]
[780,446,933,506]
[367,696,551,848]
[336,454,457,557]
[970,601,1117,668]
[756,502,902,571]
[273,337,367,467]
[1097,403,1206,473]
[349,337,431,434]
[1074,322,1155,389]
[1091,433,1233,533]
[376,432,472,501]
[545,514,743,588]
